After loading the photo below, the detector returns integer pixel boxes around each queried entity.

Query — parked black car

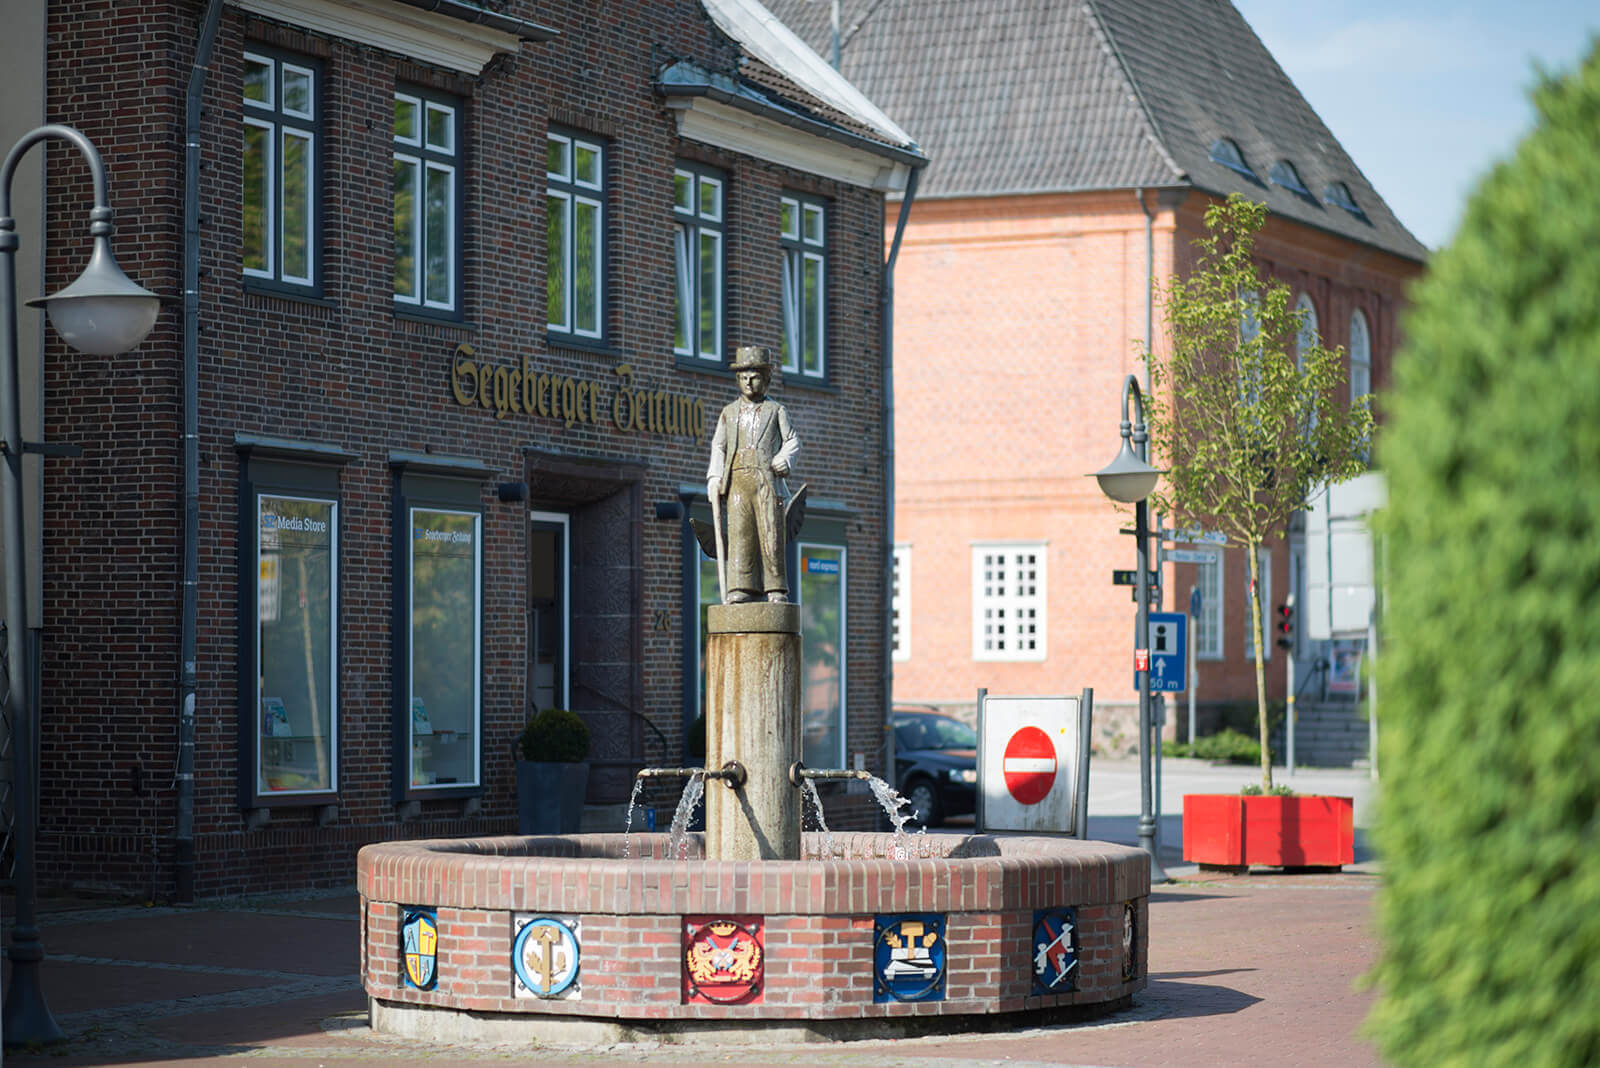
[891,708,977,827]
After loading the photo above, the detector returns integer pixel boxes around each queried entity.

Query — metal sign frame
[975,687,1093,837]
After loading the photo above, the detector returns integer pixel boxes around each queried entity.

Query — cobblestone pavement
[4,865,1382,1068]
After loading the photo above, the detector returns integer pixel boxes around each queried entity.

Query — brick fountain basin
[359,830,1150,1044]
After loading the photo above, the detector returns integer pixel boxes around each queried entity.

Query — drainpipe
[881,165,920,792]
[176,0,224,904]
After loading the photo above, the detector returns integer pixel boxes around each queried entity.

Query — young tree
[1141,194,1372,790]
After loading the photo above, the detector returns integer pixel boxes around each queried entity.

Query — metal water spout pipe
[787,762,872,786]
[635,761,748,790]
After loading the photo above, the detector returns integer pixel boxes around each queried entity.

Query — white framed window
[406,506,483,792]
[798,543,847,769]
[892,543,911,662]
[673,164,724,363]
[1295,293,1319,370]
[243,50,318,291]
[253,492,338,798]
[1243,548,1272,662]
[1349,308,1372,403]
[394,90,461,314]
[780,193,826,379]
[972,543,1046,661]
[547,129,605,341]
[1194,549,1224,660]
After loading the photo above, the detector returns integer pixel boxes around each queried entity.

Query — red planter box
[1183,794,1354,868]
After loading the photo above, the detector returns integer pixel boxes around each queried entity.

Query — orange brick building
[769,0,1426,748]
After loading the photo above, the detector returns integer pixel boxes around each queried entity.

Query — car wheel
[905,778,943,828]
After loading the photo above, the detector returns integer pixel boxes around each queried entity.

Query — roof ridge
[1080,0,1185,183]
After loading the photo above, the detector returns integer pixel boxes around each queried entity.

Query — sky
[1231,0,1600,251]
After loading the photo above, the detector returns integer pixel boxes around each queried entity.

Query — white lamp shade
[1093,441,1162,503]
[27,237,160,356]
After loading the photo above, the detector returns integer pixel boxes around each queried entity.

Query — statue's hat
[729,345,776,372]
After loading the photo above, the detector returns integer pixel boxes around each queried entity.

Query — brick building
[767,0,1426,749]
[1,0,921,897]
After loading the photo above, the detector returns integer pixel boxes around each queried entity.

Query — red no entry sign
[1002,726,1057,805]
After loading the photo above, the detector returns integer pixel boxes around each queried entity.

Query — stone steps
[1272,703,1371,768]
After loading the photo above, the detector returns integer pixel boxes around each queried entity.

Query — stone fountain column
[703,602,802,860]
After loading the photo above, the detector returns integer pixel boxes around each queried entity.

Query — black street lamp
[1,124,160,1048]
[1092,373,1169,882]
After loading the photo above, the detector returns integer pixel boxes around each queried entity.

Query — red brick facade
[891,190,1422,743]
[27,0,901,897]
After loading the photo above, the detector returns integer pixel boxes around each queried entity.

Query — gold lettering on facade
[446,346,706,443]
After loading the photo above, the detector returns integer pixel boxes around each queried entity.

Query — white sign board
[978,693,1090,835]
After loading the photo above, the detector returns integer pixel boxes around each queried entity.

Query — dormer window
[1323,181,1364,217]
[1208,138,1257,180]
[1269,160,1310,197]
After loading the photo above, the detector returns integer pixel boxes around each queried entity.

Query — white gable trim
[669,97,911,192]
[230,0,522,74]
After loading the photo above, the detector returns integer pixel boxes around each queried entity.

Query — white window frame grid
[407,506,483,790]
[547,130,605,340]
[971,543,1047,662]
[254,492,338,796]
[797,541,848,770]
[1195,549,1224,660]
[1349,308,1372,403]
[1296,293,1320,432]
[243,51,317,290]
[1243,548,1272,662]
[673,165,724,363]
[393,91,459,312]
[780,194,826,379]
[892,543,911,662]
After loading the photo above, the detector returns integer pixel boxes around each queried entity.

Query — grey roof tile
[763,0,1425,262]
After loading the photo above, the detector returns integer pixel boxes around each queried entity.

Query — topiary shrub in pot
[515,708,591,835]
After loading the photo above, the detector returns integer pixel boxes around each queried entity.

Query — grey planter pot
[516,760,590,835]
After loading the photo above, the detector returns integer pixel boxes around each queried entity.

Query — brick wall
[890,189,1420,746]
[36,0,892,896]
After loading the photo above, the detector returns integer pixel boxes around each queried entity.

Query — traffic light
[1275,601,1295,650]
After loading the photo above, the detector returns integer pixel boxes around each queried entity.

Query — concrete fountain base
[359,831,1149,1044]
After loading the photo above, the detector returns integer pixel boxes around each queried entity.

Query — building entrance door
[528,512,569,716]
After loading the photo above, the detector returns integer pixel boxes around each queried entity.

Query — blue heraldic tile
[873,913,945,1003]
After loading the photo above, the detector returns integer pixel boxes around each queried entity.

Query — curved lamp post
[0,125,160,1047]
[1091,374,1169,883]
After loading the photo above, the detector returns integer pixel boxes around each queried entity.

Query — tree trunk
[1247,544,1273,791]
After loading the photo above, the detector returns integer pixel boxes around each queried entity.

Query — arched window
[1295,293,1319,371]
[1350,308,1373,461]
[1209,138,1257,180]
[1270,160,1310,197]
[1349,308,1372,403]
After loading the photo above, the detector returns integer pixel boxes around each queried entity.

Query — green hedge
[1368,44,1600,1065]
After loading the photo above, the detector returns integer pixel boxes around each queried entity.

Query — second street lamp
[1091,373,1169,882]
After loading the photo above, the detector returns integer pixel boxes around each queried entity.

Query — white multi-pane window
[1194,549,1224,660]
[394,90,460,313]
[243,51,318,291]
[1296,293,1320,432]
[780,193,825,379]
[892,544,911,662]
[673,165,723,363]
[547,130,605,340]
[1243,548,1272,661]
[972,544,1046,661]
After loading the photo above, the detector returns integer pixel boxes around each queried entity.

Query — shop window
[673,163,724,364]
[236,439,353,809]
[394,88,462,315]
[779,192,826,379]
[972,543,1046,661]
[392,460,488,800]
[547,128,606,343]
[242,49,321,294]
[797,543,846,769]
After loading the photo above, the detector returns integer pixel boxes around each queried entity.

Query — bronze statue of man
[705,346,801,603]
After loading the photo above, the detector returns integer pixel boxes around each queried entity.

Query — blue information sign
[1140,612,1187,692]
